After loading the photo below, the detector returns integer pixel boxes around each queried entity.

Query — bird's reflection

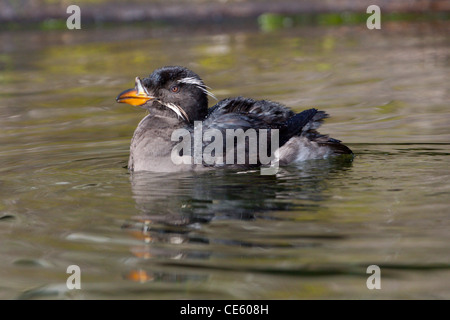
[122,156,353,283]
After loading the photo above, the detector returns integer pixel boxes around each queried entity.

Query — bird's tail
[281,109,353,155]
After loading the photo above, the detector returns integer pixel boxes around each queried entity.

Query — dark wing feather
[279,108,318,145]
[208,97,294,124]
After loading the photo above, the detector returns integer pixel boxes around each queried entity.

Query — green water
[0,20,449,299]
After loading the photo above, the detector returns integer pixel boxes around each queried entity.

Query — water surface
[0,21,449,299]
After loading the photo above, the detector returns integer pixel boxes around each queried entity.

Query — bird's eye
[171,86,179,93]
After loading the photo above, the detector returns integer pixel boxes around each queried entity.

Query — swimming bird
[116,66,352,172]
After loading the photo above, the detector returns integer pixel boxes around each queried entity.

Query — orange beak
[116,77,154,107]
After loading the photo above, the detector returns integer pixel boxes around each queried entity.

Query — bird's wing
[195,112,278,168]
[208,97,294,124]
[199,97,349,167]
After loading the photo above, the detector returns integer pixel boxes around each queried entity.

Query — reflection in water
[122,157,353,283]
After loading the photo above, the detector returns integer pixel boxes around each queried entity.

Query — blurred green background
[1,0,448,27]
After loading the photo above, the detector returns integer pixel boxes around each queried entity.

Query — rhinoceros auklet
[117,66,352,172]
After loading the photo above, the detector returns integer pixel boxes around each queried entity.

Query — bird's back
[204,97,352,166]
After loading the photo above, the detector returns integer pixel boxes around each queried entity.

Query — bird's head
[116,66,214,123]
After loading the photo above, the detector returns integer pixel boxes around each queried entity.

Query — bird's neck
[150,104,184,120]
